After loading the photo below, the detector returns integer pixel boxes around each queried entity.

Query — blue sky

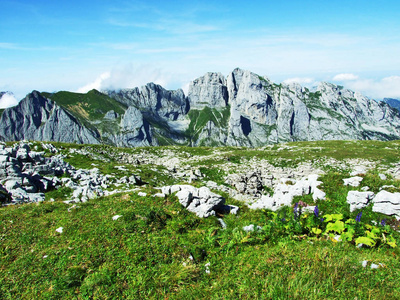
[1,0,400,107]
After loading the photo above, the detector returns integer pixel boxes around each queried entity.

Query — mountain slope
[384,98,400,113]
[0,91,101,143]
[41,89,129,144]
[1,68,400,146]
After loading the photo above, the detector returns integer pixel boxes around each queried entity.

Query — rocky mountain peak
[187,72,228,109]
[1,69,400,147]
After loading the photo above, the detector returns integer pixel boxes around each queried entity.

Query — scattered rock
[0,142,145,205]
[379,173,387,181]
[153,193,166,198]
[217,218,227,229]
[204,262,211,274]
[361,260,368,268]
[0,142,66,204]
[225,171,264,197]
[249,174,325,211]
[243,224,262,232]
[380,185,396,190]
[370,263,380,269]
[67,204,78,212]
[361,260,384,269]
[343,176,363,187]
[347,191,375,212]
[163,185,229,218]
[350,166,367,176]
[176,190,193,208]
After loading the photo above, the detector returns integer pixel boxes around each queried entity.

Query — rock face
[108,106,152,147]
[187,72,228,109]
[107,83,188,121]
[2,69,400,146]
[0,91,100,144]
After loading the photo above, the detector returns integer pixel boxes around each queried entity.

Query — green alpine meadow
[1,140,400,299]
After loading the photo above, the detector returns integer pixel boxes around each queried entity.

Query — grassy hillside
[43,89,127,121]
[1,140,400,299]
[41,90,128,140]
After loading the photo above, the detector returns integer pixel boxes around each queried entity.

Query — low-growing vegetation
[1,140,400,299]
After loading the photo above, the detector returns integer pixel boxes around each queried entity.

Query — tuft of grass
[199,167,226,185]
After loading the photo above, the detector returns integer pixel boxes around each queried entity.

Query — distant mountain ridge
[383,98,400,113]
[1,68,400,146]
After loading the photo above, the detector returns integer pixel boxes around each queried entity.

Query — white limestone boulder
[346,191,375,212]
[372,190,400,219]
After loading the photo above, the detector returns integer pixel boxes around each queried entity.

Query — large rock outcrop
[187,72,228,109]
[106,106,153,147]
[0,91,101,144]
[107,83,188,121]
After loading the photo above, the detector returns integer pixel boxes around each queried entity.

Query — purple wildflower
[381,219,386,226]
[314,205,319,218]
[355,212,362,222]
[294,202,299,219]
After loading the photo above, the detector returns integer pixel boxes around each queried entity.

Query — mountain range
[1,68,400,147]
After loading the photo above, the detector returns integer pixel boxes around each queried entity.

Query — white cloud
[181,82,190,95]
[0,93,19,109]
[76,72,111,93]
[343,76,400,99]
[332,73,359,81]
[283,77,314,85]
[76,64,177,93]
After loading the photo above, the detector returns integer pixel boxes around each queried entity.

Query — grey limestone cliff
[190,68,400,146]
[187,72,228,109]
[106,83,188,121]
[106,106,153,147]
[0,91,101,144]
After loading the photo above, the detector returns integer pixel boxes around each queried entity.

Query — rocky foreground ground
[1,140,400,221]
